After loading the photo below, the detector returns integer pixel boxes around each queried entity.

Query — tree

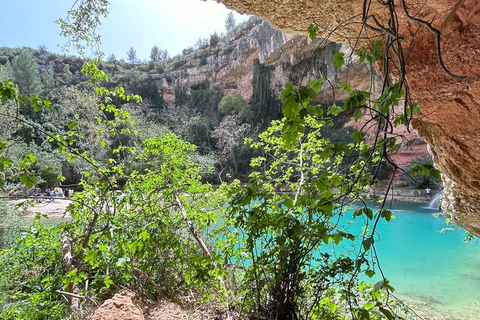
[225,12,236,32]
[195,38,208,49]
[0,63,12,82]
[218,94,253,122]
[150,45,168,61]
[210,32,220,46]
[41,68,55,93]
[150,45,160,61]
[127,47,139,65]
[0,4,438,320]
[107,53,117,63]
[10,48,42,97]
[63,63,74,84]
[158,49,168,60]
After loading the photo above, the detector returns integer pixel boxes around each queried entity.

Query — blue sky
[0,0,249,60]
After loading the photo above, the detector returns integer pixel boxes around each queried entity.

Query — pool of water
[345,202,480,318]
[29,200,480,318]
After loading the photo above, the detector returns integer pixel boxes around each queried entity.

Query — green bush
[0,220,67,320]
[399,155,442,188]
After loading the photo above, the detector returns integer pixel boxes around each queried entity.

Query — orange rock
[92,291,144,320]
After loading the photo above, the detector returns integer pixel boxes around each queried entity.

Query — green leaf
[374,280,384,292]
[381,210,393,222]
[333,52,345,70]
[105,275,113,289]
[362,236,374,251]
[331,174,342,187]
[67,121,78,130]
[19,173,34,188]
[308,78,324,92]
[328,302,337,313]
[116,256,130,267]
[363,302,375,310]
[280,82,294,99]
[379,307,394,320]
[365,270,375,278]
[307,24,319,41]
[284,197,293,209]
[413,102,421,113]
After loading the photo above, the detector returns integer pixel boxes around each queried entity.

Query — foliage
[178,115,214,155]
[56,0,109,57]
[399,155,442,189]
[224,111,398,319]
[225,12,236,33]
[150,45,168,62]
[8,49,42,96]
[0,219,67,319]
[210,32,221,47]
[127,47,139,66]
[251,59,281,127]
[63,64,74,84]
[218,94,253,123]
[212,115,251,155]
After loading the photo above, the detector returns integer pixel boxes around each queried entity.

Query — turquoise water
[344,202,480,317]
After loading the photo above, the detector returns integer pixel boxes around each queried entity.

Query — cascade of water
[429,193,442,209]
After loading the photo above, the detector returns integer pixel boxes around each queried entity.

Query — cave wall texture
[217,0,480,236]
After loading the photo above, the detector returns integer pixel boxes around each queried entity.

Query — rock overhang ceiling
[217,0,480,236]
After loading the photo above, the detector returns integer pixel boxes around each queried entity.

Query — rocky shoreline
[366,188,441,205]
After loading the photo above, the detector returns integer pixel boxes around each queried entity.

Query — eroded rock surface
[151,17,370,104]
[218,0,480,236]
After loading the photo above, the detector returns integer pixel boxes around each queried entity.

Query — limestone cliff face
[149,18,290,104]
[217,0,480,237]
[151,17,382,104]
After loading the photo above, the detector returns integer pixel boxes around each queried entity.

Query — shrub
[399,155,442,188]
[173,59,187,69]
[210,32,220,46]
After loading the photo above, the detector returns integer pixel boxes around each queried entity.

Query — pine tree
[150,45,160,62]
[127,47,139,65]
[11,48,42,97]
[225,12,236,33]
[41,68,55,94]
[107,54,117,63]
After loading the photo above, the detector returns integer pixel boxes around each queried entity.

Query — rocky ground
[81,290,476,320]
[82,291,236,320]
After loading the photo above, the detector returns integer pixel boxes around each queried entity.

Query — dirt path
[12,198,71,220]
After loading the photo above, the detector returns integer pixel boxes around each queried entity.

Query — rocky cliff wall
[151,17,383,104]
[217,0,480,237]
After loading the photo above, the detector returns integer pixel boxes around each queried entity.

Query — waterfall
[429,193,442,209]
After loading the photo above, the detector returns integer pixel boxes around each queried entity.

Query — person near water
[426,187,431,198]
[64,188,69,198]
